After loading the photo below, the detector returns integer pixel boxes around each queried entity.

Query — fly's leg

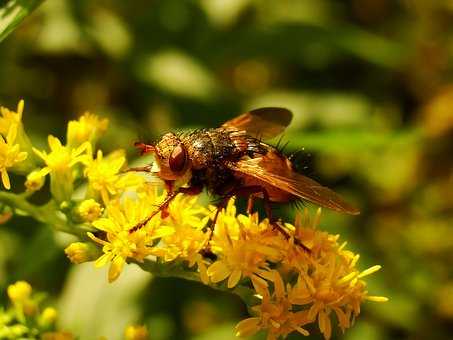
[125,165,152,173]
[258,188,310,253]
[129,184,202,233]
[129,190,178,233]
[247,195,256,214]
[211,195,233,227]
[218,185,311,252]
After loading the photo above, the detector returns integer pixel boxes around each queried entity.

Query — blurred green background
[1,0,453,339]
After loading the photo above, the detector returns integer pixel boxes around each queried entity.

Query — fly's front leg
[125,165,152,173]
[129,183,202,233]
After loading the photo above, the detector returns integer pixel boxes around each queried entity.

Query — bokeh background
[1,0,453,339]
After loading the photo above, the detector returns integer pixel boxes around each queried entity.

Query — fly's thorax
[182,128,247,170]
[181,129,216,170]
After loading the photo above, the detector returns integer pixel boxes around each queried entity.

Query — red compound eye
[169,144,187,172]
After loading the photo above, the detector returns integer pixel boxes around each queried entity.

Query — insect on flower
[130,108,359,248]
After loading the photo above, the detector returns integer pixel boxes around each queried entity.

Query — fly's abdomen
[183,128,266,170]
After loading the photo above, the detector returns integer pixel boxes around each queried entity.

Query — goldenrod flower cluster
[0,281,73,339]
[0,100,29,189]
[0,100,387,340]
[0,281,149,340]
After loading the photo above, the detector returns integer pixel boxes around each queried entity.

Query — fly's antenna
[134,141,155,155]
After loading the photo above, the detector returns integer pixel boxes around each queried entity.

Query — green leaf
[0,0,45,43]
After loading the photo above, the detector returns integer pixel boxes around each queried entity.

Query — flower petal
[227,269,242,288]
[207,260,231,283]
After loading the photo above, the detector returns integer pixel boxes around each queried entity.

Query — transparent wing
[222,107,292,139]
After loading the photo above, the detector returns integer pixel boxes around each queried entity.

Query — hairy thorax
[181,128,266,194]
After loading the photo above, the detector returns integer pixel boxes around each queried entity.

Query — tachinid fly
[130,108,359,249]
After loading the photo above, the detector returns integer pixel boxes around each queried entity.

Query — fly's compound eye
[169,144,187,172]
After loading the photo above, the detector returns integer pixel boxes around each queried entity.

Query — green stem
[0,191,87,239]
[136,259,257,305]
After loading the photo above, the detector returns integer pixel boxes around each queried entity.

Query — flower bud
[64,242,99,264]
[77,199,102,222]
[7,281,32,304]
[25,169,46,192]
[39,307,58,328]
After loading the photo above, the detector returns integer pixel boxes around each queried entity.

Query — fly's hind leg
[247,195,257,214]
[227,185,311,253]
[203,186,310,254]
[257,188,310,253]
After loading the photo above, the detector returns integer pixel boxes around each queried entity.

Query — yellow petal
[235,317,260,337]
[48,135,62,150]
[227,269,242,288]
[318,310,332,340]
[17,99,24,117]
[365,295,388,302]
[358,265,381,278]
[272,271,285,299]
[94,253,112,268]
[33,147,47,161]
[16,151,28,162]
[1,169,11,190]
[6,124,17,143]
[207,260,231,283]
[92,218,116,232]
[197,260,209,285]
[108,256,125,282]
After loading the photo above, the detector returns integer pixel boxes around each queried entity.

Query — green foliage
[0,0,44,42]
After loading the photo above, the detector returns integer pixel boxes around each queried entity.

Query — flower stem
[0,191,88,239]
[136,259,257,305]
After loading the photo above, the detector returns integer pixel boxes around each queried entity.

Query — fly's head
[136,133,191,181]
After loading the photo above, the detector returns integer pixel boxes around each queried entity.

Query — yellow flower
[150,194,211,283]
[0,125,28,189]
[24,168,46,192]
[124,325,149,340]
[67,112,108,148]
[236,271,310,340]
[235,209,387,340]
[7,281,32,304]
[88,193,175,282]
[39,307,58,328]
[0,99,24,135]
[207,200,283,288]
[64,242,99,264]
[7,280,37,316]
[77,199,103,222]
[84,149,144,203]
[0,100,36,169]
[33,135,90,201]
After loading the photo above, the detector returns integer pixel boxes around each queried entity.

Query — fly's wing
[222,107,292,140]
[228,155,360,215]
